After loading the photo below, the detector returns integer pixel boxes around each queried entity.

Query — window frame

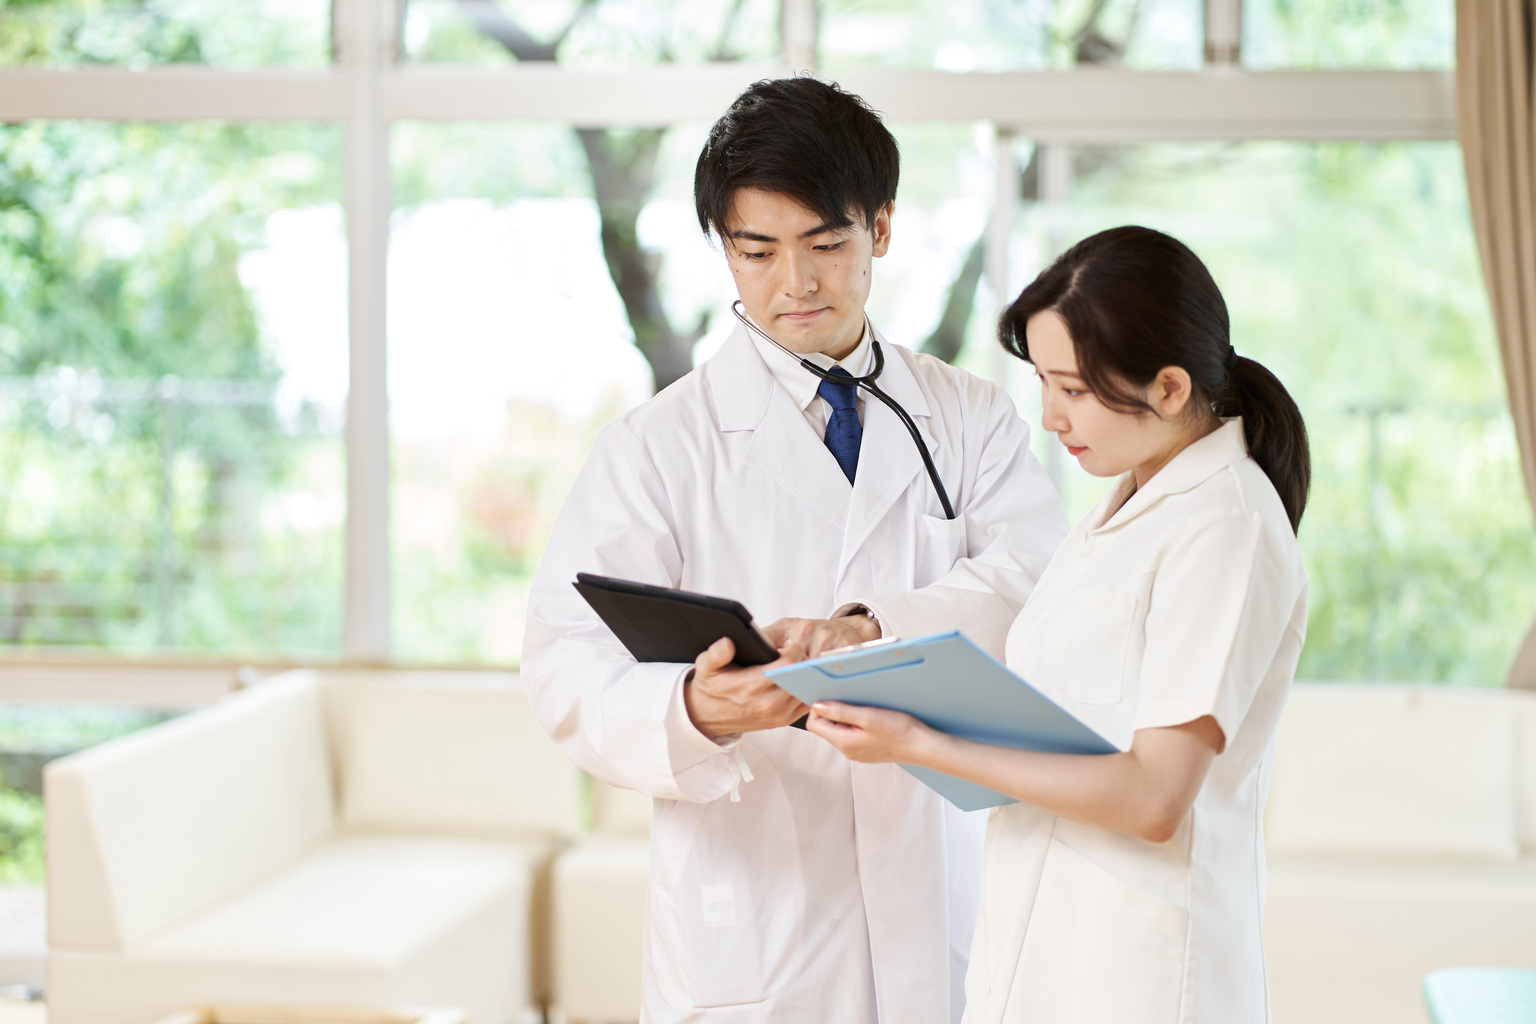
[0,0,1459,676]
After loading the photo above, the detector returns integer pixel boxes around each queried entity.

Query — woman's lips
[1066,445,1087,456]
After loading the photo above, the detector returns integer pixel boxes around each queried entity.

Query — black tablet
[573,572,780,667]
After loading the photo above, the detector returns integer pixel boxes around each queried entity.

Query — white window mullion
[1036,142,1073,492]
[1204,0,1243,68]
[780,0,818,72]
[986,127,1019,388]
[338,0,393,661]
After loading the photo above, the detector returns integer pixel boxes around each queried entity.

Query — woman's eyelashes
[1036,373,1086,398]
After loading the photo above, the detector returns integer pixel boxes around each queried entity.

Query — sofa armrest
[46,671,334,948]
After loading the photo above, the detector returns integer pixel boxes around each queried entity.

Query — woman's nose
[1041,393,1069,434]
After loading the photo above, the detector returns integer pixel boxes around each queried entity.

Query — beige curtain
[1457,0,1536,689]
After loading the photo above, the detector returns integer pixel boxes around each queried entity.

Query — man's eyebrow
[727,222,844,243]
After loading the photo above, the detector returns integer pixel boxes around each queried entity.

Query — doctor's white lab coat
[521,322,1067,1024]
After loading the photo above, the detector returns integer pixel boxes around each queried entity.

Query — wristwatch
[840,603,881,635]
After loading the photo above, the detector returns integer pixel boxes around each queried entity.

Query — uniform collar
[1091,418,1249,533]
[707,317,927,432]
[746,319,876,413]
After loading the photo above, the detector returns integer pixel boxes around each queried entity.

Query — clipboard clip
[817,638,926,678]
[819,634,902,658]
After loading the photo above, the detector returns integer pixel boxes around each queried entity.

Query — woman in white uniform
[808,225,1311,1023]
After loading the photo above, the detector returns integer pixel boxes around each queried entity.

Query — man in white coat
[522,77,1067,1023]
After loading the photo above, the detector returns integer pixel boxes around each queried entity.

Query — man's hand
[684,637,810,739]
[761,614,880,660]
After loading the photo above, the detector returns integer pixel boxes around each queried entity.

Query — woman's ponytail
[1218,356,1310,534]
[1000,225,1311,533]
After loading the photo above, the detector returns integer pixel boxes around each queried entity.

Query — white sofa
[45,669,582,1024]
[551,780,652,1024]
[46,669,1536,1024]
[1263,684,1536,1024]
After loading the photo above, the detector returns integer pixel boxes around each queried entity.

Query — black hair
[694,76,899,239]
[1000,225,1311,533]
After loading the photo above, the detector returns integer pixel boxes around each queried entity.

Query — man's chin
[778,326,854,357]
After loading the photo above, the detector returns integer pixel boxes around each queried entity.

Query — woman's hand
[806,701,938,764]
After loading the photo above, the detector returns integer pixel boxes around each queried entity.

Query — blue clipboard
[766,631,1118,811]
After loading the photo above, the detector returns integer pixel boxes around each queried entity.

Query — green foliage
[402,0,778,68]
[0,788,44,885]
[0,0,330,67]
[0,121,345,654]
[0,121,338,378]
[1007,140,1536,686]
[1245,0,1453,68]
[393,122,592,208]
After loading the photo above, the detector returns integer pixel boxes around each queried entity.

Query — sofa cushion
[553,839,649,1024]
[591,779,652,839]
[326,673,582,840]
[1514,694,1536,851]
[1265,859,1536,1024]
[1266,686,1518,861]
[45,673,333,948]
[48,836,555,1024]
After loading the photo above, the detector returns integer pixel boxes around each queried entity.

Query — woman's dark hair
[695,76,899,238]
[1000,225,1311,533]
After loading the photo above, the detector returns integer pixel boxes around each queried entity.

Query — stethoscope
[731,301,956,520]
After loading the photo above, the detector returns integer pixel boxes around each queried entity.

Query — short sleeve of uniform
[1133,506,1294,744]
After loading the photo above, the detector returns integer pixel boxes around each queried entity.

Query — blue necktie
[818,367,862,484]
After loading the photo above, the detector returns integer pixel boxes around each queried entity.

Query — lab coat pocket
[683,880,766,1008]
[1037,585,1134,704]
[1009,837,1188,1023]
[914,512,967,588]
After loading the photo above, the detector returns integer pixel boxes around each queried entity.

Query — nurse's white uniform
[523,321,1068,1024]
[965,419,1307,1024]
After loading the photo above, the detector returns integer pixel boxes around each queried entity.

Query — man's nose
[779,250,817,297]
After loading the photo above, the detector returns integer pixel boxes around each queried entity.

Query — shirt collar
[1090,418,1251,533]
[746,320,875,413]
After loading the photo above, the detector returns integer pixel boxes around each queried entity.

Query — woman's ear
[1151,366,1194,418]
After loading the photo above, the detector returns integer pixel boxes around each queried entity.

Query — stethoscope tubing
[730,302,957,520]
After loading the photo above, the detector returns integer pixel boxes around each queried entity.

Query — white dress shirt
[746,321,874,434]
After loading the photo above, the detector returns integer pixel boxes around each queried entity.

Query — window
[1003,140,1531,684]
[0,0,331,66]
[1243,0,1454,69]
[3,0,1524,689]
[0,122,345,655]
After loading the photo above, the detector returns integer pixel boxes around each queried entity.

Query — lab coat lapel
[840,334,932,574]
[707,323,853,530]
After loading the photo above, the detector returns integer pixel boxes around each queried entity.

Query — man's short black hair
[694,76,900,240]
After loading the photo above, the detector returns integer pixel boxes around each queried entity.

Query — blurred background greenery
[0,0,1528,884]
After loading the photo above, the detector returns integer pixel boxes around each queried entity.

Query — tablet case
[766,631,1118,810]
[572,572,779,666]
